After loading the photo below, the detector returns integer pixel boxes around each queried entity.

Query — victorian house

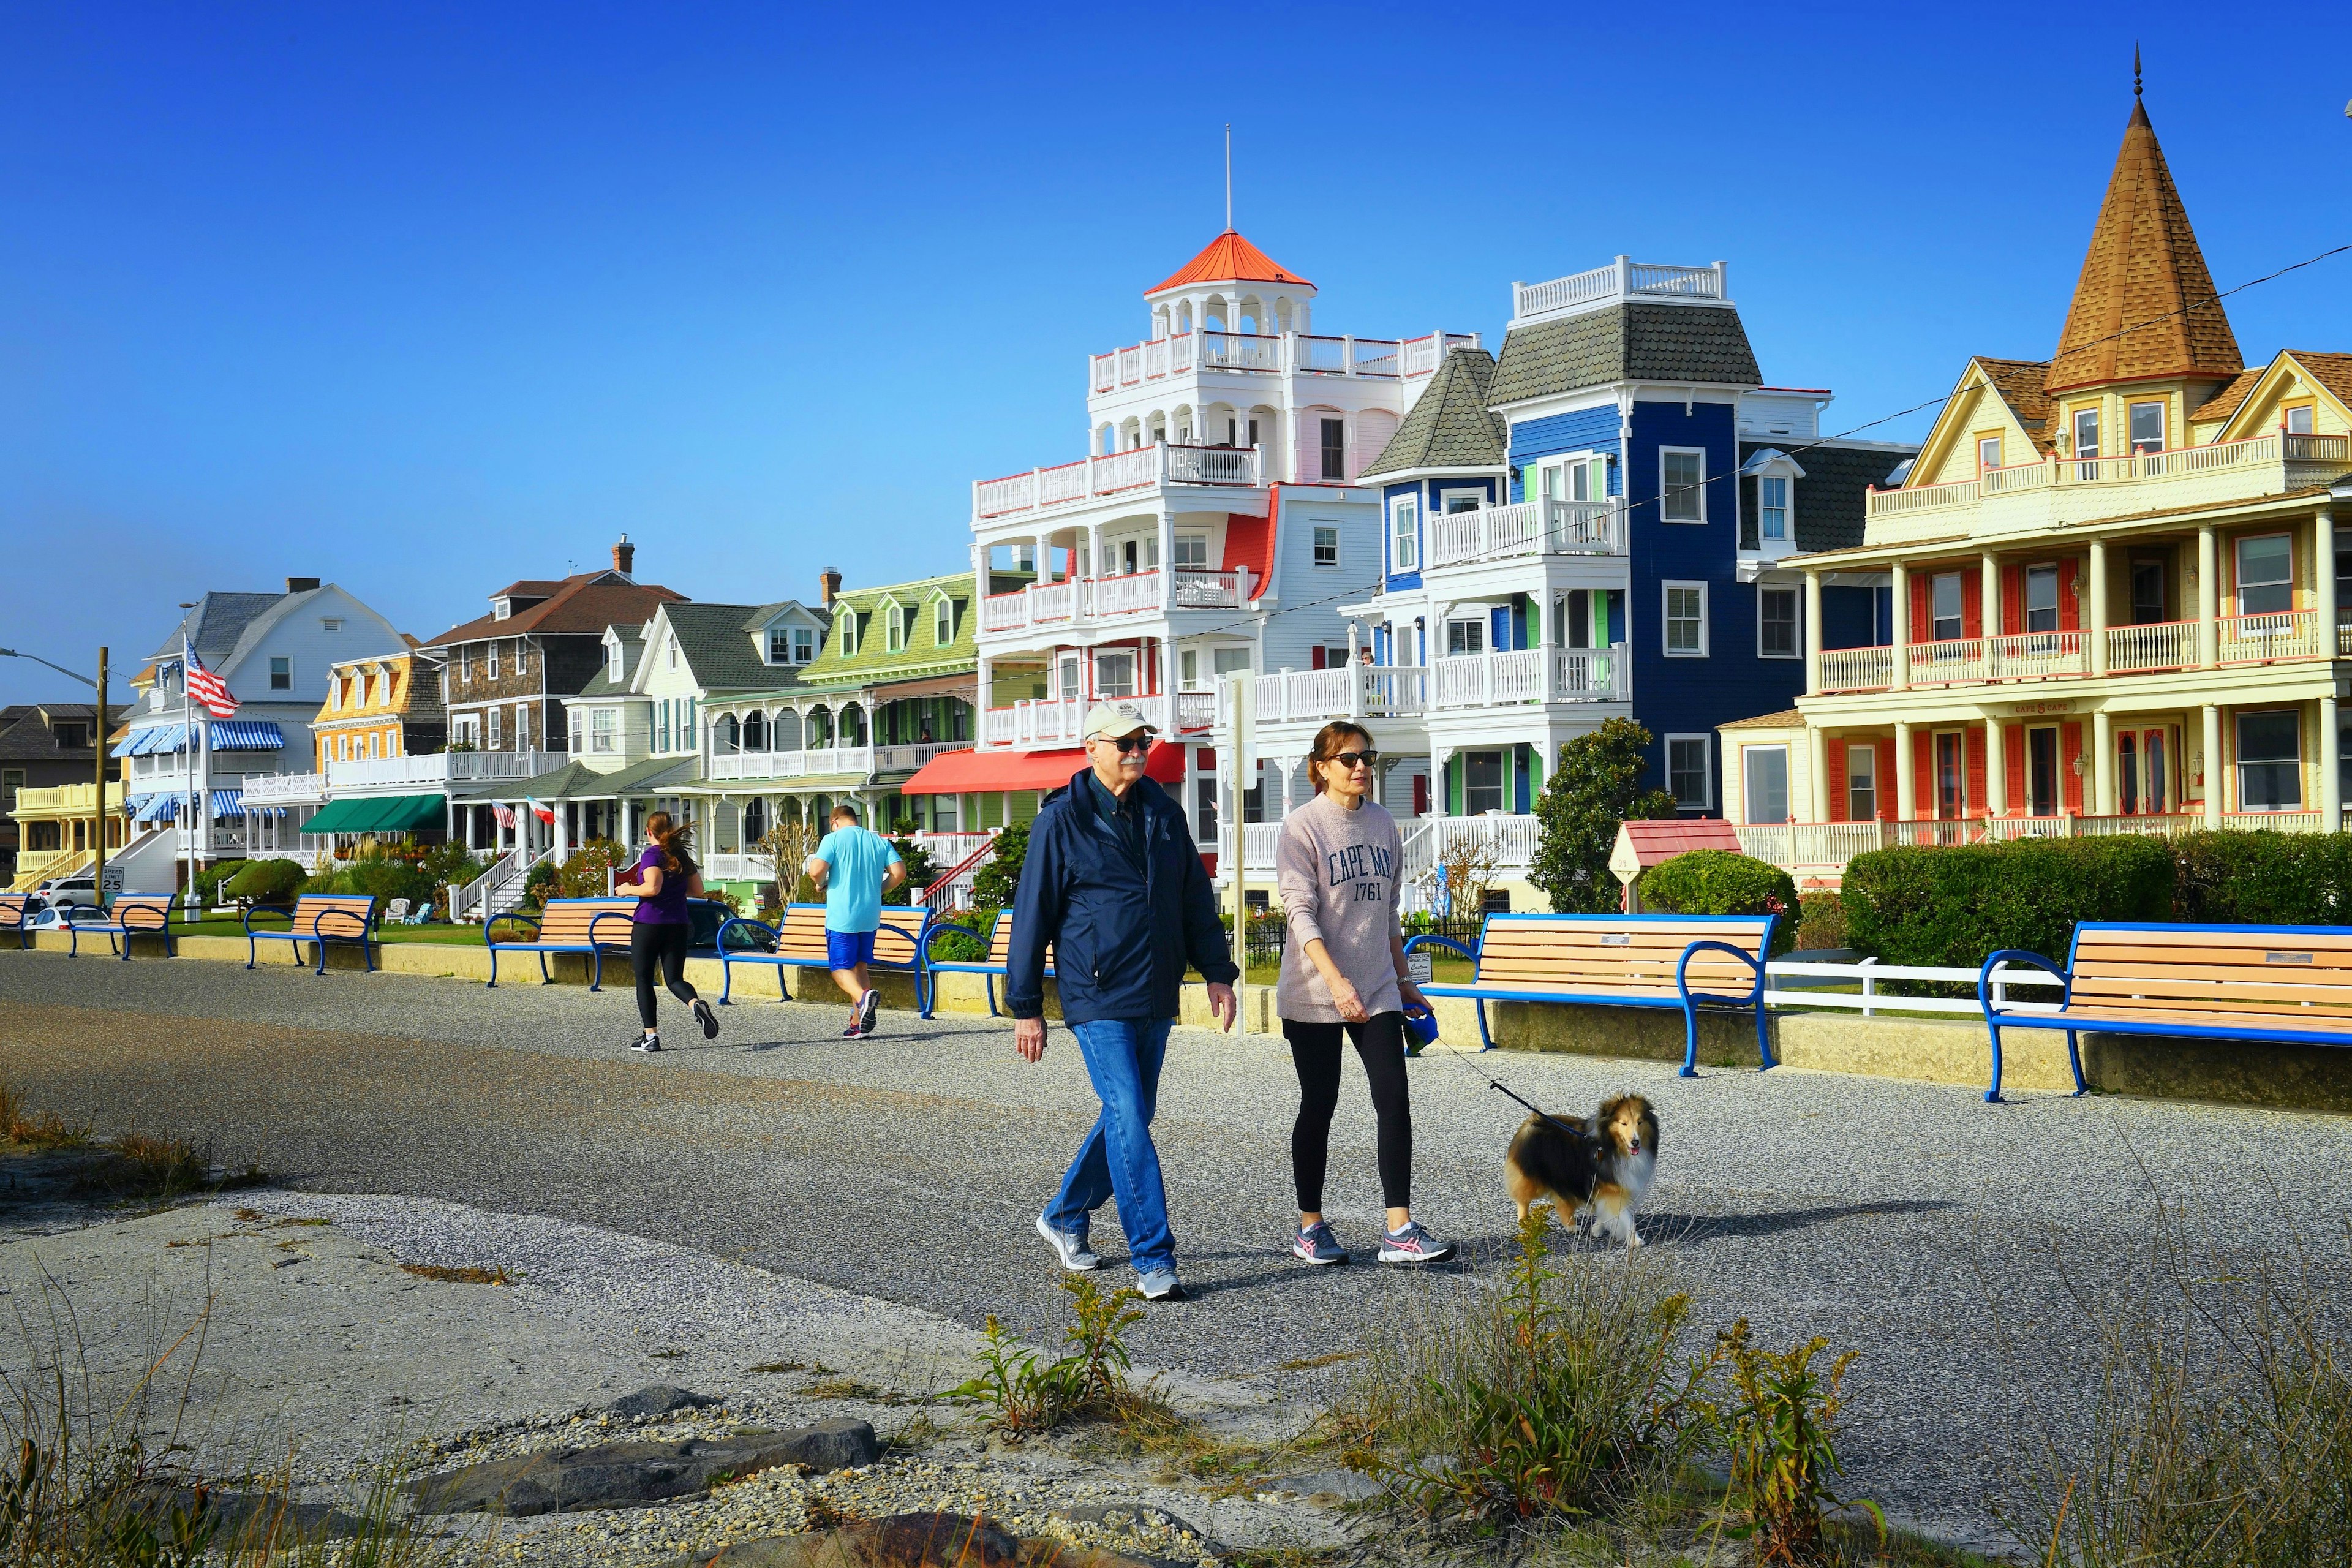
[1,703,126,887]
[1716,87,2352,883]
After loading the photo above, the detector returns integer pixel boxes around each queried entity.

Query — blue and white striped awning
[134,790,246,822]
[207,720,284,751]
[124,793,156,814]
[134,793,176,823]
[126,725,187,756]
[110,734,138,758]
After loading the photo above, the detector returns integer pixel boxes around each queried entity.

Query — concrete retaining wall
[21,931,2350,1114]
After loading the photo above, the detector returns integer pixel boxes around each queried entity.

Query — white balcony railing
[1815,647,1894,694]
[1232,665,1430,728]
[2106,620,2197,673]
[982,692,1207,750]
[979,568,1251,633]
[974,442,1263,521]
[1904,637,1990,685]
[242,771,328,804]
[1090,329,1475,391]
[1430,648,1623,709]
[1427,497,1625,570]
[873,741,967,774]
[1869,431,2352,521]
[704,746,875,782]
[2217,610,2320,663]
[325,749,559,793]
[1986,630,2089,679]
[1512,257,1727,324]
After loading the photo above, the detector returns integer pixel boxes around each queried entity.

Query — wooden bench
[715,904,932,1012]
[1980,921,2352,1104]
[64,895,176,960]
[484,897,640,989]
[245,893,379,975]
[0,894,34,951]
[1408,912,1777,1074]
[917,908,1055,1018]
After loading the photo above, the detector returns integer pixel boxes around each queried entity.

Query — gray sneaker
[856,989,880,1035]
[1035,1213,1098,1272]
[1291,1221,1348,1265]
[1378,1221,1457,1265]
[1135,1267,1185,1302]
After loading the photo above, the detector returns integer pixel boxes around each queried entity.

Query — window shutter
[2003,725,2026,815]
[1491,606,1511,653]
[2062,723,2085,813]
[1412,773,1429,816]
[1966,728,1988,816]
[1961,574,1983,639]
[1877,739,1899,820]
[1913,730,1934,816]
[1739,477,1760,550]
[1310,646,1326,670]
[1910,575,1931,643]
[1827,744,1849,823]
[2059,559,2081,631]
[1999,566,2022,637]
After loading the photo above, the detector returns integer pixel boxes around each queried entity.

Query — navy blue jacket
[1006,769,1237,1024]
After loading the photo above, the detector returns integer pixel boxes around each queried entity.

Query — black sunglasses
[1093,734,1152,755]
[1327,750,1379,769]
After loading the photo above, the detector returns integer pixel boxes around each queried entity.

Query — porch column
[1981,551,2002,641]
[974,657,992,745]
[552,799,570,863]
[1894,720,1915,820]
[2201,703,2223,826]
[2318,507,2339,657]
[1806,725,1829,823]
[2197,525,2219,668]
[1430,748,1452,818]
[1986,716,2007,817]
[2324,696,2342,829]
[1158,508,1176,609]
[2093,709,2115,816]
[1802,571,1823,695]
[2088,539,2109,676]
[1889,562,1910,688]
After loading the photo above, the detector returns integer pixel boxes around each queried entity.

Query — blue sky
[4,2,2350,706]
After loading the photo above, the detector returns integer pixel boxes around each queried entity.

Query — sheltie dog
[1502,1094,1660,1248]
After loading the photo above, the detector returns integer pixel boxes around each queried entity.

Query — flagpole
[182,631,195,907]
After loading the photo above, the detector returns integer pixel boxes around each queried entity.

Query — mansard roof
[1488,303,1760,407]
[1147,230,1313,295]
[2046,96,2241,394]
[1357,347,1505,478]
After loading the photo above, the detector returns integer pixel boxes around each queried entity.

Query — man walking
[1009,703,1237,1303]
[804,803,906,1038]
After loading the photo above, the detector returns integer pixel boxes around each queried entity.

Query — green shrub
[926,913,987,963]
[301,861,437,910]
[1794,892,1847,951]
[192,859,242,906]
[1637,850,1801,956]
[970,824,1027,915]
[556,839,627,899]
[1840,837,2174,969]
[1530,717,1678,913]
[222,858,306,907]
[886,834,938,907]
[2172,829,2352,925]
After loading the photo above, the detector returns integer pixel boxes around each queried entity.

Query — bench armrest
[1980,949,2070,1014]
[717,916,780,954]
[484,912,540,944]
[118,905,171,933]
[1678,940,1766,1005]
[1403,934,1477,963]
[307,908,372,940]
[587,910,639,948]
[241,904,296,935]
[920,922,980,961]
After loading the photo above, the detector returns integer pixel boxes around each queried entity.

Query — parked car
[32,872,97,912]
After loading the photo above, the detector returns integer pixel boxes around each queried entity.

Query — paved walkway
[2,951,2347,1547]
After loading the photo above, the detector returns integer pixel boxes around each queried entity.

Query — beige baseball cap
[1081,701,1158,742]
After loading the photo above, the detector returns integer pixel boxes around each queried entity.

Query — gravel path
[2,951,2348,1551]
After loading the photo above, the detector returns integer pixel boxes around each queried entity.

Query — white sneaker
[1035,1213,1098,1271]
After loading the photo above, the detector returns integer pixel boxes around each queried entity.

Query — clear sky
[4,2,2349,706]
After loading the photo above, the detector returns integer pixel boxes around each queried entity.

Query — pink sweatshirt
[1274,790,1405,1023]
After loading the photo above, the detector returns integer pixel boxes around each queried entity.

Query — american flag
[492,803,517,831]
[184,651,239,718]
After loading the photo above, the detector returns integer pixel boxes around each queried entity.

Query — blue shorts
[826,929,877,970]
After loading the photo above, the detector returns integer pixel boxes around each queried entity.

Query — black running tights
[631,921,698,1030]
[1283,1012,1412,1213]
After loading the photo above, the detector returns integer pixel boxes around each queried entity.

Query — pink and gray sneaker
[1377,1221,1457,1265]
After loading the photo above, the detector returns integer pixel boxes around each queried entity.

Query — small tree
[1415,831,1503,919]
[749,816,822,903]
[1529,717,1677,914]
[555,839,627,899]
[970,823,1029,916]
[886,833,939,907]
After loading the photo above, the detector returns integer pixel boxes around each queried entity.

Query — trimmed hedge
[2171,829,2352,925]
[1839,837,2174,970]
[223,858,306,907]
[1637,850,1800,956]
[301,861,437,910]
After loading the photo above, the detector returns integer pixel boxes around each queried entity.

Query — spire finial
[2133,43,2143,99]
[1224,123,1232,232]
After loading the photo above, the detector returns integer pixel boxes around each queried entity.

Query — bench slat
[2059,1003,2352,1033]
[2076,927,2352,954]
[2076,946,2352,974]
[2072,974,2352,1009]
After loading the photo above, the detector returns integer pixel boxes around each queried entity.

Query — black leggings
[1284,1012,1412,1213]
[631,921,698,1030]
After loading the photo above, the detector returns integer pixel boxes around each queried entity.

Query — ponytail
[644,810,697,878]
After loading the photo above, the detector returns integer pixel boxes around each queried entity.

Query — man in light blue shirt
[804,803,905,1038]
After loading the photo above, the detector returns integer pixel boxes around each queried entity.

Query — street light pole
[92,648,108,903]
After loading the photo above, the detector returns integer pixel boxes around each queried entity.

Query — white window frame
[1445,617,1486,657]
[1931,572,1964,641]
[1172,531,1210,569]
[1390,497,1419,573]
[1438,486,1487,514]
[487,641,500,679]
[2235,708,2304,812]
[459,646,472,682]
[1757,585,1800,659]
[2128,399,2165,454]
[1092,649,1137,699]
[886,603,907,653]
[1845,741,1879,821]
[1977,435,2002,473]
[329,679,342,712]
[569,709,584,752]
[1311,524,1340,568]
[1662,581,1709,657]
[486,707,502,748]
[768,628,794,664]
[794,627,813,663]
[591,709,616,754]
[1742,744,1790,825]
[2025,564,2060,634]
[2235,532,2293,616]
[2285,402,2317,435]
[1666,734,1713,811]
[1660,447,1708,524]
[840,613,859,655]
[1757,474,1790,541]
[933,597,953,646]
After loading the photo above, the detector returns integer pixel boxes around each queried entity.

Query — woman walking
[616,810,720,1053]
[1274,722,1454,1265]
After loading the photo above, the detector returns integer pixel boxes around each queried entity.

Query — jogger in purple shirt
[614,810,718,1053]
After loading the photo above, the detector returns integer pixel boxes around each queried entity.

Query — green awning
[299,794,449,834]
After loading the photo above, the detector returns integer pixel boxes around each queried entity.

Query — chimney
[285,576,321,593]
[820,567,842,608]
[612,535,635,577]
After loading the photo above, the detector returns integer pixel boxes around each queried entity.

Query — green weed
[1716,1321,1882,1564]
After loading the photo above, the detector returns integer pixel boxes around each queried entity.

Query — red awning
[899,742,1183,796]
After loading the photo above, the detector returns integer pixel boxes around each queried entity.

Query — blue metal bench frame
[916,908,1056,1019]
[245,894,379,976]
[1,896,38,951]
[715,904,934,1013]
[1408,911,1777,1075]
[483,899,641,990]
[66,897,176,960]
[1977,919,2352,1106]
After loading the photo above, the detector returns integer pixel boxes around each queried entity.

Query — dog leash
[1411,1017,1593,1142]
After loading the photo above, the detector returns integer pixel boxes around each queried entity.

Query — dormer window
[933,598,953,646]
[492,598,512,620]
[840,614,859,656]
[794,627,813,663]
[330,680,343,713]
[886,605,906,653]
[769,628,794,664]
[609,642,623,680]
[1758,477,1789,541]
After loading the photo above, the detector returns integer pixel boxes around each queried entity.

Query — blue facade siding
[1506,406,1621,502]
[1381,481,1423,591]
[1820,584,1879,652]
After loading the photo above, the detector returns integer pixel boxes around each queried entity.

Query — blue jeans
[1047,1017,1175,1275]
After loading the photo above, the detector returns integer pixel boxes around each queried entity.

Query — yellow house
[6,781,129,890]
[311,646,446,769]
[1718,86,2352,883]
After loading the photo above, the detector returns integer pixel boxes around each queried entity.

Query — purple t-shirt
[629,846,691,924]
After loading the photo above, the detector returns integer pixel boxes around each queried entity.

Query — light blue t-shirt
[813,825,901,933]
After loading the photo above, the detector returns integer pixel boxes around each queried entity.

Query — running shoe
[1035,1213,1099,1272]
[855,988,880,1036]
[1291,1221,1349,1265]
[1134,1267,1186,1302]
[631,1033,663,1054]
[1378,1221,1457,1265]
[693,998,720,1040]
[841,1022,866,1039]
